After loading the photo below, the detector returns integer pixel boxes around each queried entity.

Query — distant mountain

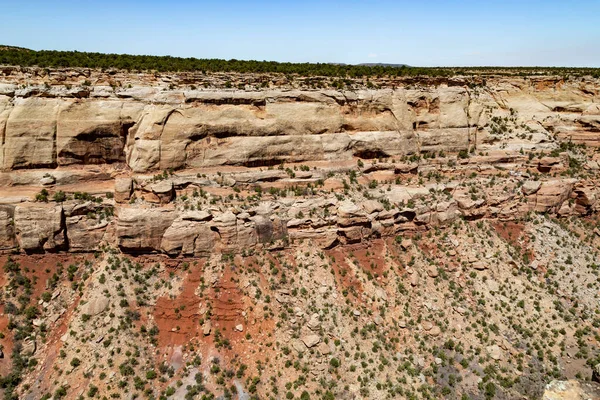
[357,63,410,68]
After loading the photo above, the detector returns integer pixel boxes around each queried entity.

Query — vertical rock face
[65,214,107,252]
[0,96,10,169]
[4,98,59,169]
[254,214,287,244]
[0,77,598,172]
[56,100,141,165]
[212,211,241,253]
[161,219,215,257]
[0,72,599,256]
[116,208,177,252]
[0,86,496,171]
[63,202,110,252]
[0,205,15,250]
[14,203,66,252]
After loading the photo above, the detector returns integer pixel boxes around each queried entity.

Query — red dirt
[492,221,524,243]
[491,221,535,263]
[0,254,92,389]
[154,261,205,349]
[326,241,389,301]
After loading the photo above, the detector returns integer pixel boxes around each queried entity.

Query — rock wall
[1,174,597,255]
[0,75,598,172]
[1,71,599,256]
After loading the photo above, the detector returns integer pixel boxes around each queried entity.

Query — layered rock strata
[0,70,599,255]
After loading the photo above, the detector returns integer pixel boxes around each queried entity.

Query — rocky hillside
[1,67,600,399]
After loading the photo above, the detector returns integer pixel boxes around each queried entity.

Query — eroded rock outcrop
[116,208,176,252]
[0,71,599,256]
[1,74,597,172]
[14,203,66,252]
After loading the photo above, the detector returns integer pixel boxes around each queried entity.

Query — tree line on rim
[0,46,599,78]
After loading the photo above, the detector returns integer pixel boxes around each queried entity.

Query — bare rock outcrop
[64,202,110,252]
[542,380,600,400]
[0,205,15,250]
[116,207,177,252]
[530,179,576,212]
[114,177,133,203]
[4,98,60,169]
[1,72,599,257]
[161,218,215,257]
[14,202,66,252]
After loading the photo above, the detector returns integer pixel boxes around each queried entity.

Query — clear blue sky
[1,0,599,67]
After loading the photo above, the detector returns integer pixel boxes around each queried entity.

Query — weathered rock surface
[0,73,599,257]
[114,177,133,203]
[81,295,110,316]
[14,203,66,252]
[116,208,177,252]
[301,334,321,348]
[0,205,15,249]
[3,68,600,400]
[543,380,600,400]
[1,75,598,172]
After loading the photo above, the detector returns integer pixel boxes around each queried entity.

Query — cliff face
[0,70,599,256]
[1,74,598,172]
[2,68,600,400]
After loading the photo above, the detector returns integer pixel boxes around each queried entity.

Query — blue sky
[1,0,599,67]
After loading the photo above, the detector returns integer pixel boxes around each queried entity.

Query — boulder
[21,338,36,356]
[307,313,321,331]
[410,274,419,287]
[429,326,441,336]
[150,180,175,204]
[522,180,542,195]
[472,261,488,271]
[301,334,321,348]
[317,342,331,355]
[81,295,110,316]
[203,320,212,336]
[487,344,503,361]
[426,266,439,278]
[114,177,133,203]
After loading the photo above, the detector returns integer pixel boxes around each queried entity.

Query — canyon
[0,69,599,256]
[0,66,600,400]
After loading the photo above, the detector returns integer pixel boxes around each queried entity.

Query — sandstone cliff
[2,67,600,400]
[0,69,599,256]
